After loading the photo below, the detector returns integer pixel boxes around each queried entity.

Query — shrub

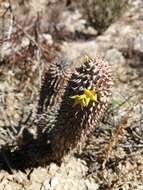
[78,0,128,34]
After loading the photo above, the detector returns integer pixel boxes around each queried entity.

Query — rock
[0,42,12,60]
[42,34,53,45]
[41,179,50,190]
[48,163,59,176]
[85,179,99,190]
[30,167,48,183]
[21,37,30,48]
[50,176,60,188]
[133,34,143,52]
[62,10,86,33]
[105,48,125,65]
[29,182,42,190]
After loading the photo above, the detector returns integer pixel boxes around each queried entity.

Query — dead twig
[7,0,14,40]
[102,115,128,169]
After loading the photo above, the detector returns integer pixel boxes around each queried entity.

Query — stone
[133,35,143,52]
[105,48,125,65]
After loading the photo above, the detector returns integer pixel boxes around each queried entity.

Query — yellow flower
[70,88,97,109]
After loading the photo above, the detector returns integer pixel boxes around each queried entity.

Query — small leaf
[108,98,123,111]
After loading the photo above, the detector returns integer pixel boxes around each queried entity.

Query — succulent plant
[0,55,112,169]
[36,55,112,163]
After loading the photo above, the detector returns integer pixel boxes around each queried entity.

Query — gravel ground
[0,0,143,190]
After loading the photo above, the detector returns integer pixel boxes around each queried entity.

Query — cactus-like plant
[35,55,112,163]
[0,55,112,169]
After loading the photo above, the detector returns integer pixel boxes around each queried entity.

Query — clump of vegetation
[78,0,128,34]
